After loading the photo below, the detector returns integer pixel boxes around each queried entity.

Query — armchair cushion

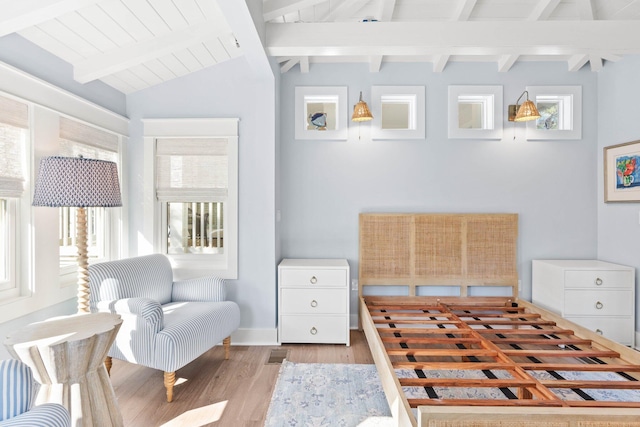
[0,360,70,427]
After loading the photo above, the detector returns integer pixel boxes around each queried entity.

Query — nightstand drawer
[280,269,347,288]
[280,288,347,314]
[279,315,348,343]
[565,270,633,289]
[564,290,633,316]
[566,316,634,345]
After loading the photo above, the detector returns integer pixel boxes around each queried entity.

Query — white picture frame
[525,85,582,140]
[448,85,503,140]
[295,86,348,140]
[371,86,425,140]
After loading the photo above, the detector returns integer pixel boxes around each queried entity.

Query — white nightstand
[532,259,635,346]
[278,259,350,346]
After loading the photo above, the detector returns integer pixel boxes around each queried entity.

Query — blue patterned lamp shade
[32,156,122,207]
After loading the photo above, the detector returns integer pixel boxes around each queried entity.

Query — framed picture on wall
[604,140,640,202]
[295,86,348,140]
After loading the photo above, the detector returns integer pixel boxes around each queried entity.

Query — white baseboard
[230,328,278,346]
[635,331,640,350]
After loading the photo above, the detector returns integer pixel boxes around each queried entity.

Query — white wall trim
[0,61,128,135]
[230,328,278,346]
[635,330,640,351]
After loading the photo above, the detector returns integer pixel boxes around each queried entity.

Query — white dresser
[532,259,635,346]
[278,258,350,346]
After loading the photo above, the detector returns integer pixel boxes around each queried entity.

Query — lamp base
[76,207,90,313]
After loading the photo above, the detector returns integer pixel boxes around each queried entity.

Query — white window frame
[448,85,503,139]
[57,116,123,286]
[371,86,426,140]
[0,94,31,301]
[525,85,582,140]
[143,118,238,279]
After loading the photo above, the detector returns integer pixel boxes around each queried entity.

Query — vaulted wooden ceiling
[2,0,640,95]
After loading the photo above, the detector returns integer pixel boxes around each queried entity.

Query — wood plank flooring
[109,331,374,427]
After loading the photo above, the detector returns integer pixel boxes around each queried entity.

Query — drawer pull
[595,301,603,310]
[310,300,318,308]
[595,277,603,286]
[310,276,318,284]
[596,328,603,335]
[310,327,318,335]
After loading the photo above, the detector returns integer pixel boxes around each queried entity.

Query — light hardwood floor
[109,331,374,426]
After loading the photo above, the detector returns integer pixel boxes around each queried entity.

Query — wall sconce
[508,90,541,122]
[351,91,373,122]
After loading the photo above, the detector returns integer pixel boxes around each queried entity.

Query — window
[525,86,582,140]
[144,118,238,279]
[448,85,503,139]
[371,86,426,140]
[58,117,121,279]
[0,94,29,298]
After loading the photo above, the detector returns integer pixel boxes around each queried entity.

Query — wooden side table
[4,312,124,427]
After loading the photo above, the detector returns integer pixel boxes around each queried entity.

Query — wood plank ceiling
[1,0,243,94]
[2,0,640,94]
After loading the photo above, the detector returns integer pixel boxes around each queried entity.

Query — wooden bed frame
[358,213,640,427]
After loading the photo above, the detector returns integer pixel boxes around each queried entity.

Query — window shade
[59,116,119,153]
[156,138,228,202]
[0,95,28,198]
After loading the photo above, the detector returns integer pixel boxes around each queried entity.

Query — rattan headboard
[358,213,518,297]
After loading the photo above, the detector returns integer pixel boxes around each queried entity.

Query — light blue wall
[279,62,599,318]
[0,34,126,116]
[126,57,277,330]
[597,55,640,331]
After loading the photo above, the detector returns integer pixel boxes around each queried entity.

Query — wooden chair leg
[105,356,112,376]
[164,371,176,403]
[223,336,231,360]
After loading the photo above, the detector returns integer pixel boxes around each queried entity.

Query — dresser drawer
[564,290,633,316]
[566,316,634,345]
[280,288,347,314]
[564,270,633,289]
[280,269,347,288]
[280,315,348,343]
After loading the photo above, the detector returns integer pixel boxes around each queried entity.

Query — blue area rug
[265,361,392,427]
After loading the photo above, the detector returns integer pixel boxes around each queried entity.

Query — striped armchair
[88,254,241,402]
[0,359,70,427]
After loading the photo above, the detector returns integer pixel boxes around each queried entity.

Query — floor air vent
[266,349,289,365]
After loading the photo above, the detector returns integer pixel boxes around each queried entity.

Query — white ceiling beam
[589,55,603,72]
[216,0,272,81]
[266,21,640,57]
[0,0,102,37]
[578,0,595,20]
[600,52,622,62]
[368,0,396,72]
[498,54,519,72]
[568,54,589,71]
[433,55,449,72]
[321,0,369,21]
[263,0,326,22]
[74,22,228,84]
[376,0,396,21]
[299,56,309,73]
[280,57,300,73]
[370,55,383,72]
[454,0,477,21]
[528,0,561,20]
